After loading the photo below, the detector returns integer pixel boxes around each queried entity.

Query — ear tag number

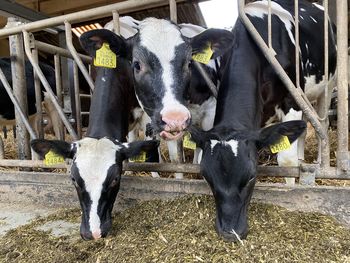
[44,150,65,166]
[94,43,117,68]
[129,151,147,163]
[192,43,213,65]
[183,133,196,150]
[270,136,291,154]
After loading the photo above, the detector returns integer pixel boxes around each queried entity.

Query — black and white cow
[189,0,335,242]
[31,30,159,240]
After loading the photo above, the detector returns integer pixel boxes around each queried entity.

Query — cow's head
[105,18,234,140]
[31,137,159,240]
[189,120,306,242]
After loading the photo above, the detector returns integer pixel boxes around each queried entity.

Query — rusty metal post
[73,62,82,138]
[8,17,31,160]
[54,54,65,140]
[336,0,349,172]
[32,48,44,139]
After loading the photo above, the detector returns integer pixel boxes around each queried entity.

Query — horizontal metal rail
[0,160,349,179]
[0,0,184,38]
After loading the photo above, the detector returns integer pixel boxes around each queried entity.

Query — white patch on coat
[277,108,302,167]
[138,18,188,117]
[245,0,295,45]
[75,137,121,235]
[210,139,239,156]
[304,73,336,103]
[264,106,285,126]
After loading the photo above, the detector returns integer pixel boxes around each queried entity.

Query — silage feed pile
[1,195,349,263]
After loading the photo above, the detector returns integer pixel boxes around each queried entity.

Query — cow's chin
[160,130,184,140]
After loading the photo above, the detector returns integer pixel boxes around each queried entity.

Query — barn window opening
[72,23,103,37]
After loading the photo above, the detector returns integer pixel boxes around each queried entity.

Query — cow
[31,29,159,240]
[0,58,61,157]
[188,0,335,242]
[105,17,227,178]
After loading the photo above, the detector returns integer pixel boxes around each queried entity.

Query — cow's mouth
[160,130,184,140]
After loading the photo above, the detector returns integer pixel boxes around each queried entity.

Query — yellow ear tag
[44,150,65,166]
[192,43,213,65]
[129,151,147,163]
[94,43,117,68]
[183,132,196,150]
[270,136,291,154]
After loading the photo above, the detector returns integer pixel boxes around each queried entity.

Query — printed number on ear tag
[192,43,213,65]
[44,150,65,166]
[183,133,196,150]
[270,136,291,154]
[94,43,117,68]
[129,151,147,163]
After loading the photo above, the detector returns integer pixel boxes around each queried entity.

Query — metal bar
[193,61,218,98]
[268,0,272,49]
[0,0,184,38]
[32,48,44,139]
[35,40,92,63]
[294,0,300,89]
[54,54,64,140]
[169,0,177,23]
[336,0,349,171]
[238,0,330,168]
[79,94,92,98]
[112,10,120,34]
[0,68,37,139]
[73,62,82,139]
[8,18,31,159]
[22,30,79,140]
[65,22,95,92]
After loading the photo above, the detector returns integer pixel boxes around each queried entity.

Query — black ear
[256,120,306,150]
[79,29,131,59]
[188,126,207,149]
[31,139,76,159]
[191,28,234,59]
[120,140,160,160]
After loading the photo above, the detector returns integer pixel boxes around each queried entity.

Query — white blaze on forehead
[245,0,295,45]
[75,137,121,234]
[210,139,239,156]
[138,18,188,115]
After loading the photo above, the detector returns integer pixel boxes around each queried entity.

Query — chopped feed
[0,195,349,263]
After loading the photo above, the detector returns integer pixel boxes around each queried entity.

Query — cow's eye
[133,61,141,72]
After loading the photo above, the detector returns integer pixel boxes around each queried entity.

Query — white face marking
[138,18,188,116]
[245,0,295,45]
[210,139,239,156]
[75,137,121,234]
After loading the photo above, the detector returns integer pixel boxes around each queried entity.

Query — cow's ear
[31,139,76,159]
[191,28,234,59]
[119,140,160,160]
[188,126,207,149]
[79,29,131,59]
[256,120,306,150]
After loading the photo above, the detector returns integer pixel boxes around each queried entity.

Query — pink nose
[92,230,101,240]
[162,111,190,131]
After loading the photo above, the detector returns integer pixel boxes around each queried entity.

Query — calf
[189,0,335,241]
[31,29,159,240]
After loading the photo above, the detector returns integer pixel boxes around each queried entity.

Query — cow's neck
[214,21,263,131]
[86,60,133,141]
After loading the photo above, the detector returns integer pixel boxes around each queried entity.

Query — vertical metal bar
[112,10,120,34]
[8,17,31,160]
[169,0,177,23]
[294,0,300,89]
[73,62,82,139]
[23,30,79,140]
[336,0,349,171]
[32,48,44,139]
[268,0,272,49]
[54,54,64,140]
[65,21,95,92]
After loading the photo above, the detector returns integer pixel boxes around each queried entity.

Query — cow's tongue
[160,131,184,140]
